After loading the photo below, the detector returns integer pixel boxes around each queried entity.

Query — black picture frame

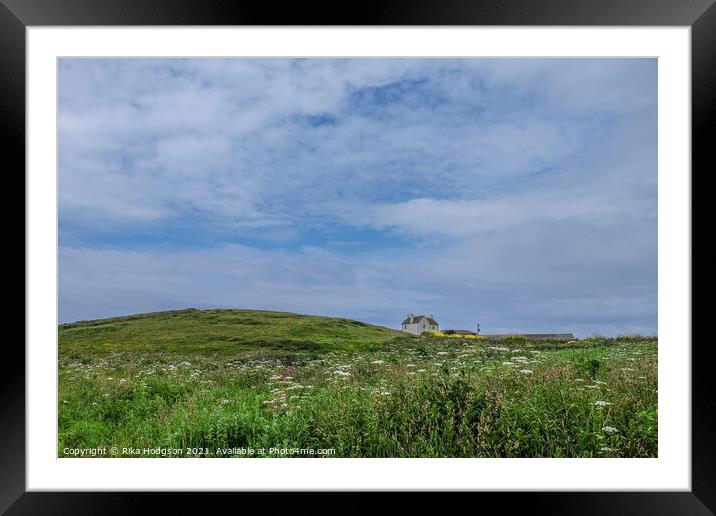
[5,0,712,513]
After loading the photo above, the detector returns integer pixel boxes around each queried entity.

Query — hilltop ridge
[58,308,409,356]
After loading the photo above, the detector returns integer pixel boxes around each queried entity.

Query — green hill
[58,308,409,356]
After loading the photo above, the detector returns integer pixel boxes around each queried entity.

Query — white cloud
[59,58,655,228]
[58,58,658,335]
[59,236,656,337]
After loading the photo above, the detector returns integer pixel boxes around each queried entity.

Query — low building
[481,333,575,341]
[401,314,439,335]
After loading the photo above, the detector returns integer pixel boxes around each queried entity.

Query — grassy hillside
[58,308,410,356]
[57,309,657,458]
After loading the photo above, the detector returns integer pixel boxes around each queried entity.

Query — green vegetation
[59,308,406,355]
[58,309,657,458]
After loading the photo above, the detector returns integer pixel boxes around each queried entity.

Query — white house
[401,314,439,335]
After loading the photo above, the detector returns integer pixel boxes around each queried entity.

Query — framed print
[6,0,713,513]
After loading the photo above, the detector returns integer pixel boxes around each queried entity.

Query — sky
[58,58,658,336]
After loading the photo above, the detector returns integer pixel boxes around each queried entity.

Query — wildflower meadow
[58,309,657,458]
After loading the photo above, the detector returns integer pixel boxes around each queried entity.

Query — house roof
[402,315,438,325]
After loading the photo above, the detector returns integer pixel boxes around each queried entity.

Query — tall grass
[59,336,657,458]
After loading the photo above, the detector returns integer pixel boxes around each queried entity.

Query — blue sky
[58,58,657,336]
